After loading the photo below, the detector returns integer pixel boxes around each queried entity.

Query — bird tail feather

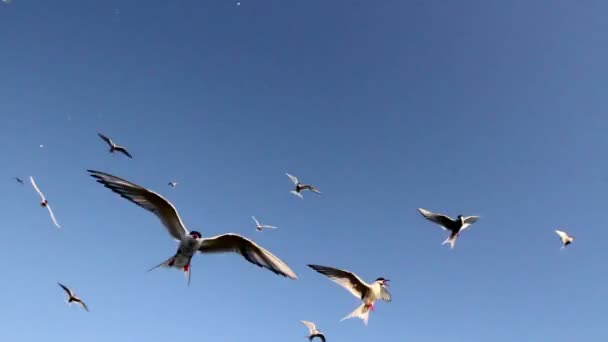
[341,303,371,325]
[442,235,457,249]
[146,256,175,272]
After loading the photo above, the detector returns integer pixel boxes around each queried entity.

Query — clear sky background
[1,1,607,341]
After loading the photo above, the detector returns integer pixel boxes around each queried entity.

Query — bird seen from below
[308,264,391,325]
[97,133,133,159]
[555,230,575,248]
[87,170,298,286]
[252,216,278,232]
[417,208,480,249]
[57,282,89,312]
[301,320,326,342]
[286,173,322,199]
[30,176,61,228]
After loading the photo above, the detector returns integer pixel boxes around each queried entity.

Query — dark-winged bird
[58,282,89,312]
[418,208,480,249]
[97,133,133,158]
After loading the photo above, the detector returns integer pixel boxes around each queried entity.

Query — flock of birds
[13,132,577,341]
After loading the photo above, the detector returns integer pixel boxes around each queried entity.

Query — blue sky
[1,1,607,341]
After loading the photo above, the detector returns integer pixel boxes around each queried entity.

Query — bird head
[189,231,202,240]
[375,277,390,287]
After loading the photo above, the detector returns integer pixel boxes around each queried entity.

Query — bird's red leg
[183,263,190,272]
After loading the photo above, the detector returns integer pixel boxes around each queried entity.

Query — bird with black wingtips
[301,320,326,342]
[307,264,391,325]
[555,230,575,248]
[57,282,89,312]
[418,208,480,249]
[252,216,278,232]
[286,173,321,199]
[87,170,297,286]
[30,176,61,228]
[97,133,133,158]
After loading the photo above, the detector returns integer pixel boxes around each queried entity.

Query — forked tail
[341,303,371,325]
[146,255,175,272]
[442,235,457,249]
[146,255,192,286]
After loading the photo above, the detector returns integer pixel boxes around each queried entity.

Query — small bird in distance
[252,216,278,232]
[97,133,133,159]
[301,320,326,342]
[555,230,575,249]
[286,173,321,199]
[418,208,480,249]
[13,177,24,185]
[168,181,178,187]
[57,282,89,312]
[30,176,61,228]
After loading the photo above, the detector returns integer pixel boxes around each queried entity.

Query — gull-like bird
[555,230,575,248]
[418,208,479,249]
[308,264,390,325]
[301,320,326,342]
[252,216,278,232]
[88,170,297,285]
[57,282,89,312]
[97,133,133,159]
[286,173,321,199]
[13,177,24,185]
[30,176,61,228]
[168,181,178,187]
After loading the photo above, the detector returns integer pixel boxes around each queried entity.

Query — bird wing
[303,185,322,194]
[198,233,297,279]
[88,170,188,240]
[14,177,23,185]
[301,320,317,334]
[114,146,133,159]
[57,282,73,297]
[29,176,46,201]
[380,286,392,302]
[555,230,569,242]
[46,205,61,228]
[460,216,480,231]
[262,225,278,229]
[286,173,299,185]
[290,190,304,199]
[97,133,113,147]
[308,264,369,300]
[251,216,260,226]
[74,298,89,312]
[418,208,453,230]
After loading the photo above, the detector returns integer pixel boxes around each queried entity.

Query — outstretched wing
[303,185,322,194]
[74,298,89,312]
[97,133,113,147]
[555,230,569,243]
[301,320,317,334]
[29,176,46,201]
[286,173,299,185]
[380,286,392,302]
[199,233,297,279]
[251,216,261,226]
[308,264,369,300]
[418,208,454,230]
[88,170,188,240]
[114,146,133,159]
[57,282,73,297]
[460,216,480,231]
[46,205,61,228]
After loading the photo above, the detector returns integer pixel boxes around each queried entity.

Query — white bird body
[555,229,575,248]
[252,216,278,231]
[30,176,61,228]
[88,170,297,286]
[286,173,322,199]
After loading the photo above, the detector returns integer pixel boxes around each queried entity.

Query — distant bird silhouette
[58,282,89,312]
[301,320,326,342]
[97,133,132,159]
[286,173,322,199]
[30,176,61,228]
[555,230,575,248]
[252,216,278,232]
[13,177,24,185]
[168,181,178,187]
[418,208,479,249]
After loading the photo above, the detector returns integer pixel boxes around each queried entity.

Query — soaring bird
[308,264,390,325]
[97,133,133,159]
[301,320,326,342]
[555,230,575,248]
[252,216,278,232]
[286,173,321,199]
[13,177,24,185]
[30,176,61,228]
[57,282,89,312]
[87,170,297,285]
[417,208,480,248]
[168,181,178,187]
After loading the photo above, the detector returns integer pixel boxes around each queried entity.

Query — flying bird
[30,176,61,228]
[13,177,24,185]
[286,173,321,199]
[555,230,575,248]
[57,282,89,312]
[301,320,326,342]
[418,208,479,249]
[168,181,178,187]
[87,170,297,285]
[252,216,278,232]
[97,133,133,159]
[308,264,390,325]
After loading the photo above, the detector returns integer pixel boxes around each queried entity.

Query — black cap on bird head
[375,277,390,285]
[189,231,202,239]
